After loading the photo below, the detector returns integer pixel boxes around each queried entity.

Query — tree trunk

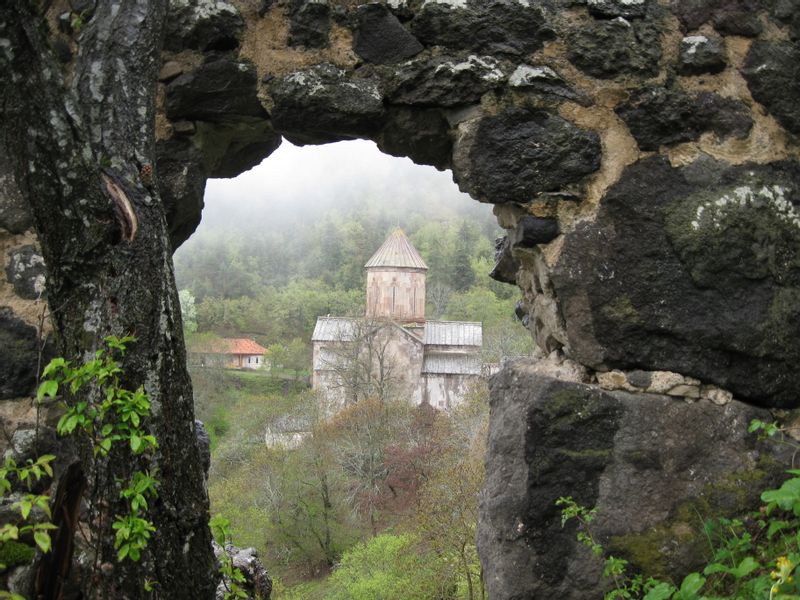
[0,1,217,598]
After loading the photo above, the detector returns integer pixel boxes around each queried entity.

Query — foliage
[326,533,444,600]
[210,515,249,600]
[557,418,800,600]
[37,336,159,564]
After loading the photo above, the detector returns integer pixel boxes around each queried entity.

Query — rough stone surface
[376,107,452,170]
[0,308,49,400]
[213,543,272,600]
[287,0,331,49]
[587,0,650,19]
[489,236,519,285]
[386,54,505,107]
[354,3,423,64]
[770,0,800,40]
[678,34,726,75]
[478,369,788,599]
[551,156,800,407]
[507,64,591,106]
[457,108,601,203]
[742,40,800,136]
[672,0,763,36]
[164,0,244,52]
[268,64,385,144]
[510,215,560,248]
[156,138,207,250]
[567,17,662,79]
[616,86,752,150]
[0,148,32,234]
[5,245,46,300]
[195,419,211,477]
[410,0,554,56]
[165,59,267,122]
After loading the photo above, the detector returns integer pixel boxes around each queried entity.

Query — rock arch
[1,0,798,597]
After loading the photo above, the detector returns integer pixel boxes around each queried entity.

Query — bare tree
[318,317,404,407]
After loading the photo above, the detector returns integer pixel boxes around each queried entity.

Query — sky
[194,138,496,234]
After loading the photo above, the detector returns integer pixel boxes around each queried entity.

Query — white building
[311,229,483,410]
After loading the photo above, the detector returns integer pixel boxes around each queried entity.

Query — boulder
[165,59,267,123]
[213,543,272,600]
[671,0,763,36]
[287,0,331,49]
[567,16,662,79]
[742,40,800,136]
[268,64,385,144]
[478,368,789,599]
[164,0,244,52]
[0,308,52,400]
[509,216,560,248]
[376,107,452,170]
[156,138,207,250]
[456,108,601,203]
[5,245,46,300]
[550,156,800,407]
[386,54,506,107]
[770,0,800,40]
[678,34,726,75]
[409,0,553,56]
[587,0,650,19]
[353,3,423,64]
[489,236,519,285]
[615,86,752,150]
[508,65,592,106]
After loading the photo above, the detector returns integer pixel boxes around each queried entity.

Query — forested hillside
[175,142,524,597]
[174,140,532,361]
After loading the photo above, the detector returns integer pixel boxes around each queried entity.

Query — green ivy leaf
[34,530,51,553]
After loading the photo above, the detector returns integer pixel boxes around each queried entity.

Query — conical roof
[364,229,428,270]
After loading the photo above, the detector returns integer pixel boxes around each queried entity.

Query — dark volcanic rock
[567,17,662,79]
[616,86,752,150]
[587,0,650,19]
[489,236,520,285]
[5,245,46,300]
[164,0,244,52]
[678,34,726,75]
[268,64,385,144]
[0,308,48,400]
[672,0,763,36]
[354,3,423,64]
[510,216,560,248]
[742,40,800,135]
[459,108,601,203]
[287,0,331,49]
[478,368,787,599]
[166,59,267,122]
[376,107,451,170]
[770,0,800,40]
[550,156,800,407]
[195,420,211,477]
[508,64,592,106]
[213,544,272,600]
[156,138,207,250]
[387,54,506,107]
[0,148,32,234]
[410,0,553,56]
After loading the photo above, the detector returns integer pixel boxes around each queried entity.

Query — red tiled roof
[192,338,268,356]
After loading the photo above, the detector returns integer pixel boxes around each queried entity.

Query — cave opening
[173,138,528,591]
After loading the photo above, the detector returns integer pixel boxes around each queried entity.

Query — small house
[188,337,268,370]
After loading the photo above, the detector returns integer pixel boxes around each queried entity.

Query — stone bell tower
[365,229,428,324]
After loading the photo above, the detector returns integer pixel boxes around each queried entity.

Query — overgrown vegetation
[558,419,800,600]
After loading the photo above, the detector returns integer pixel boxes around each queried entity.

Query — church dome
[364,229,428,270]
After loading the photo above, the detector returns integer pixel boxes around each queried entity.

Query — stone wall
[1,0,798,596]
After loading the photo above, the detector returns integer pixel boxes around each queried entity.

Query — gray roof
[364,229,428,270]
[312,317,358,342]
[424,321,482,346]
[422,353,482,375]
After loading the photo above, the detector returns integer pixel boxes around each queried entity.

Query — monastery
[311,229,482,410]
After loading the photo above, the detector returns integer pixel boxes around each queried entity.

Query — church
[311,229,483,410]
